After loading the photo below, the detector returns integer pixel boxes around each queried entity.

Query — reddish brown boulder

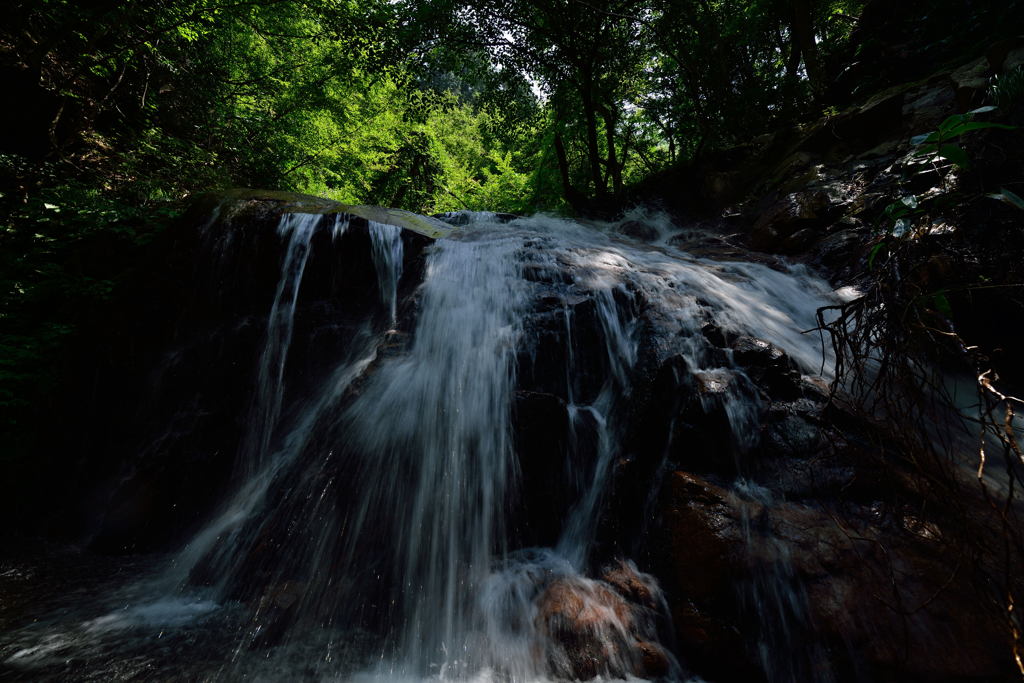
[534,567,675,681]
[535,577,635,680]
[654,468,1017,680]
[601,559,660,611]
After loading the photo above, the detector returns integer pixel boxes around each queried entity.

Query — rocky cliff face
[6,183,1018,681]
[41,191,439,550]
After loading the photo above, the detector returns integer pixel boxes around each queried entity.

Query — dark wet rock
[432,211,519,226]
[600,559,660,612]
[778,502,1012,680]
[639,355,745,477]
[658,472,743,600]
[799,374,832,402]
[248,582,305,649]
[649,472,752,676]
[901,80,956,134]
[517,290,617,403]
[858,137,903,161]
[814,228,865,276]
[61,193,434,552]
[801,88,906,159]
[1003,45,1024,73]
[513,391,571,547]
[701,169,749,204]
[700,322,731,348]
[782,226,822,253]
[987,36,1024,72]
[950,57,992,110]
[761,408,829,460]
[200,188,453,238]
[618,220,659,241]
[536,578,634,680]
[693,370,734,395]
[635,640,672,678]
[751,190,834,251]
[566,296,627,403]
[731,336,803,400]
[650,466,1017,681]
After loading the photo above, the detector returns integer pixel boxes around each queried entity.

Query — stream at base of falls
[0,209,849,682]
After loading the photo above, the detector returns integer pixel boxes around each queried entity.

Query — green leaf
[937,114,967,136]
[943,120,1017,137]
[884,197,917,219]
[987,188,1024,210]
[913,142,939,158]
[937,143,970,168]
[868,241,887,270]
[932,292,953,317]
[892,218,911,237]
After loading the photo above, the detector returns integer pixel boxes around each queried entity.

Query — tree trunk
[792,0,825,96]
[553,131,588,212]
[601,105,623,196]
[579,74,607,198]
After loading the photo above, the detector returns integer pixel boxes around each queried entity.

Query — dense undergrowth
[817,99,1024,671]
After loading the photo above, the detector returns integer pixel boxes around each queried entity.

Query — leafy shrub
[989,65,1024,119]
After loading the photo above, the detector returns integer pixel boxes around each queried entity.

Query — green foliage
[989,66,1024,115]
[0,161,179,449]
[911,107,1016,170]
[879,108,1017,245]
[870,101,1019,329]
[987,188,1024,211]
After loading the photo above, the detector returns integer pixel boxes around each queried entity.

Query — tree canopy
[1,0,882,217]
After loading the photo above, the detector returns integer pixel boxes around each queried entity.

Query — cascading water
[0,205,851,682]
[341,227,529,677]
[368,220,404,324]
[732,479,834,683]
[246,213,320,473]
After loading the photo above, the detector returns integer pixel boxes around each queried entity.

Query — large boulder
[651,467,1017,681]
[950,56,993,110]
[535,562,674,680]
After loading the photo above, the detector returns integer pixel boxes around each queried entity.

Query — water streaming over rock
[368,220,404,324]
[733,478,834,683]
[341,227,528,677]
[0,205,851,681]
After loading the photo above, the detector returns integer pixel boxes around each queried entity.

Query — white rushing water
[368,220,404,324]
[339,212,840,680]
[1,209,848,682]
[342,226,530,678]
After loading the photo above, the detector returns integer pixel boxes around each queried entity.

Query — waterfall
[245,213,320,475]
[342,226,528,677]
[368,220,404,324]
[0,207,849,682]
